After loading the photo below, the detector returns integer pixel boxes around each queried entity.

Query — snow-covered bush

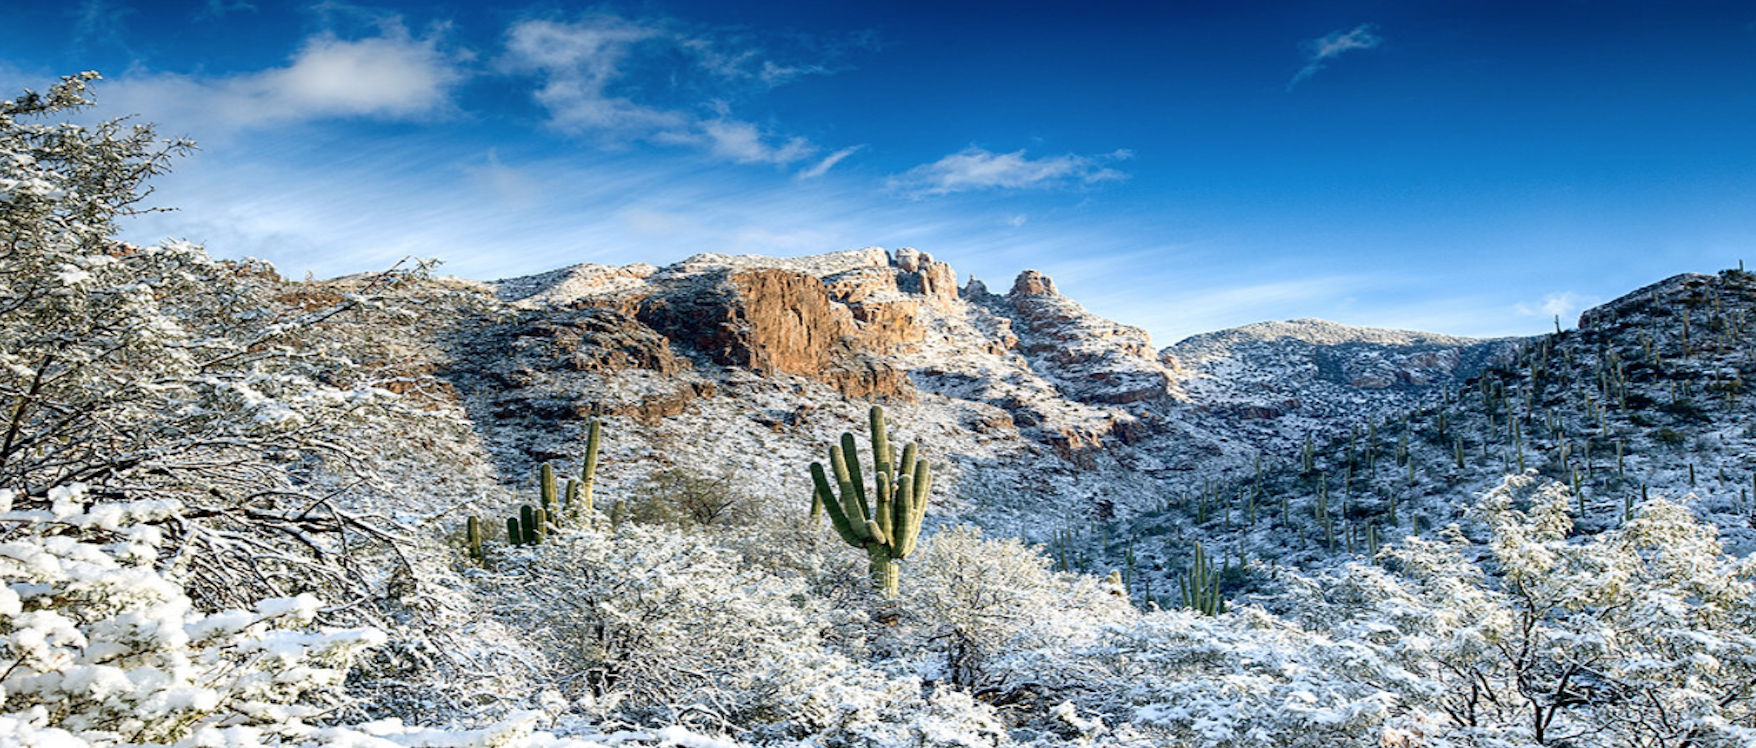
[0,485,759,748]
[486,521,1016,746]
[494,524,816,729]
[1066,607,1402,747]
[908,525,1134,693]
[0,485,383,746]
[1288,472,1756,747]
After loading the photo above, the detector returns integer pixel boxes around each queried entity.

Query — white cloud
[797,145,863,179]
[104,23,463,132]
[1287,23,1382,90]
[500,16,682,138]
[699,117,816,165]
[886,147,1130,198]
[498,13,842,166]
[1515,290,1598,327]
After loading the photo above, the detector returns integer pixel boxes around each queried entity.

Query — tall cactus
[539,462,559,524]
[578,418,601,516]
[1179,540,1225,616]
[808,405,932,598]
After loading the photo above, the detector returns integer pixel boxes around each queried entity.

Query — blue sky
[3,0,1754,345]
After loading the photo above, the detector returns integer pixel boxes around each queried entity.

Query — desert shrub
[626,465,761,530]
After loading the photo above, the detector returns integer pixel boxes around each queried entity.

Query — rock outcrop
[634,267,915,401]
[414,245,1581,536]
[992,269,1185,407]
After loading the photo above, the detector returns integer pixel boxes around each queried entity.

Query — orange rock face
[637,268,915,401]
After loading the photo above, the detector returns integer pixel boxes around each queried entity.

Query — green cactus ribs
[808,404,933,598]
[1180,541,1226,616]
[463,417,607,563]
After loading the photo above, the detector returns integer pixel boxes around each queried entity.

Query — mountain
[1116,267,1756,606]
[1169,317,1513,453]
[376,247,1513,539]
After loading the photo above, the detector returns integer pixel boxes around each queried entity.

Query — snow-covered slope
[1169,317,1515,455]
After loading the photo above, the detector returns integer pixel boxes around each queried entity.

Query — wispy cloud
[104,21,464,132]
[74,0,135,48]
[465,150,543,209]
[796,145,863,179]
[1287,23,1382,90]
[498,13,840,166]
[499,15,679,137]
[699,116,816,165]
[1515,290,1599,327]
[886,147,1130,198]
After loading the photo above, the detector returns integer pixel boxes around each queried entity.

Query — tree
[0,72,428,615]
[909,525,1133,693]
[1292,472,1756,747]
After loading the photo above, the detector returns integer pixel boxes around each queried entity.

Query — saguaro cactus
[808,405,932,598]
[578,418,602,516]
[466,516,483,561]
[539,462,559,522]
[1179,541,1226,616]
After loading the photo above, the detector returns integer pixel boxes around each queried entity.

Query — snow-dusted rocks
[996,269,1185,408]
[1169,317,1513,452]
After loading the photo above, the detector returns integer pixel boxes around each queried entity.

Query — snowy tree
[0,484,767,747]
[0,72,440,615]
[486,522,1009,746]
[908,525,1133,694]
[1289,472,1756,746]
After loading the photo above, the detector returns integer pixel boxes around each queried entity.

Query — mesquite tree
[0,73,425,615]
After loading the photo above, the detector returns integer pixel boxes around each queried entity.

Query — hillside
[1115,268,1756,611]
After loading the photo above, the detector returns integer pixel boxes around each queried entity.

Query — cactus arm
[870,406,892,484]
[811,462,863,545]
[875,470,892,523]
[911,460,932,526]
[507,517,521,546]
[843,493,873,540]
[893,480,920,558]
[863,518,889,546]
[837,435,869,519]
[540,462,557,513]
[830,444,871,524]
[876,483,897,547]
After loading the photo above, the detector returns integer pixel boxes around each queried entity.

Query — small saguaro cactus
[539,462,560,524]
[466,516,483,561]
[809,404,932,598]
[578,418,602,516]
[1180,541,1225,616]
